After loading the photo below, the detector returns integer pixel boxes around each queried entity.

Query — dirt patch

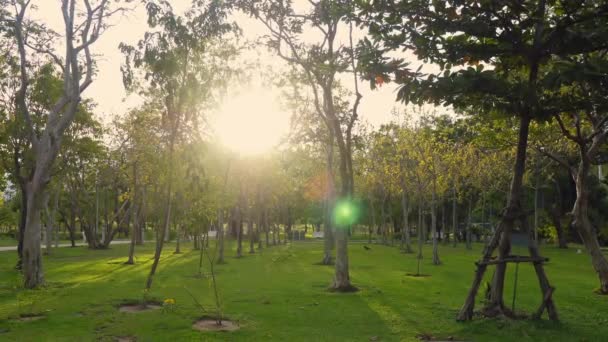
[327,284,359,293]
[405,273,432,278]
[118,304,161,313]
[115,336,136,342]
[192,319,239,332]
[16,313,45,322]
[312,261,334,266]
[416,333,466,341]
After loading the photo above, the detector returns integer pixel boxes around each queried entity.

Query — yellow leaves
[118,192,131,202]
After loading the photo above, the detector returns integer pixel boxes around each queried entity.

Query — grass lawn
[0,240,607,341]
[0,238,21,247]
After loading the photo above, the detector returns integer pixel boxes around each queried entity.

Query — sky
[29,1,435,155]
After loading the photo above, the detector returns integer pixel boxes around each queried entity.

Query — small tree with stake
[357,0,608,320]
[120,0,239,294]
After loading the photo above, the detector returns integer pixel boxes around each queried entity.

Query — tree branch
[534,145,575,176]
[13,0,38,148]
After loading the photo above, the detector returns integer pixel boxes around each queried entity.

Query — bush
[538,224,558,244]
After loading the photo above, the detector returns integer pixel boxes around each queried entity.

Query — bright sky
[30,1,431,155]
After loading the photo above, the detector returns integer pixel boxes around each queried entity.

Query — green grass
[0,240,607,341]
[0,238,19,247]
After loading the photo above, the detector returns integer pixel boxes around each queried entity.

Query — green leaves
[357,0,608,123]
[121,0,240,131]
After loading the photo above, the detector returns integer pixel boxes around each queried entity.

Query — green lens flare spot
[333,199,359,227]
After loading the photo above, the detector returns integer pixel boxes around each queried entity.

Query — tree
[413,122,450,265]
[282,73,336,264]
[112,106,162,263]
[537,53,608,293]
[121,0,238,292]
[4,0,121,288]
[238,0,362,291]
[357,0,608,320]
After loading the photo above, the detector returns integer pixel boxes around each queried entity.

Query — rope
[512,262,520,313]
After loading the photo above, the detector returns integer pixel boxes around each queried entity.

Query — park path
[0,239,132,252]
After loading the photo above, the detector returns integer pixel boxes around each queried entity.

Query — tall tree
[121,0,238,291]
[4,0,120,287]
[239,0,362,291]
[359,0,608,319]
[537,53,608,293]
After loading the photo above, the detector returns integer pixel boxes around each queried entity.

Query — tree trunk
[22,183,45,288]
[401,191,412,252]
[550,208,568,249]
[481,193,487,242]
[442,201,448,244]
[327,113,355,291]
[44,191,56,256]
[286,207,293,243]
[172,224,180,254]
[458,114,540,320]
[15,165,28,270]
[54,220,59,248]
[323,129,336,263]
[388,200,395,246]
[466,197,472,250]
[380,190,388,245]
[248,220,255,254]
[331,227,354,290]
[452,186,457,247]
[145,191,171,290]
[67,206,76,247]
[258,220,263,250]
[145,137,175,291]
[534,166,540,242]
[417,201,424,275]
[431,186,441,265]
[217,208,225,263]
[368,197,375,244]
[572,155,608,294]
[126,204,138,264]
[95,180,99,243]
[126,164,139,264]
[549,180,567,248]
[236,207,243,258]
[322,196,335,264]
[264,209,270,248]
[164,219,170,242]
[283,224,288,244]
[136,186,146,245]
[255,191,264,250]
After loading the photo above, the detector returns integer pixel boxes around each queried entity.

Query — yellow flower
[163,298,175,305]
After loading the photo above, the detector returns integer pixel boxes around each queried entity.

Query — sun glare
[214,89,289,155]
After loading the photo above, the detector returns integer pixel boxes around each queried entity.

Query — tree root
[480,304,528,320]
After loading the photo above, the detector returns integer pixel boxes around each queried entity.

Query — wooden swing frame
[456,211,559,321]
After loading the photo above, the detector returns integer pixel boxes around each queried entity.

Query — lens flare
[333,199,360,228]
